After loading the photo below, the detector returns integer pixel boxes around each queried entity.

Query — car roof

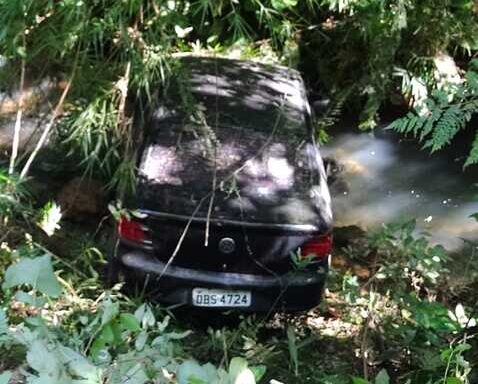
[137,57,332,229]
[151,56,310,135]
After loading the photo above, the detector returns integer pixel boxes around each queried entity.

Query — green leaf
[110,362,149,384]
[26,339,61,376]
[59,346,101,382]
[465,131,478,167]
[271,0,298,10]
[352,378,370,384]
[3,255,62,297]
[91,323,115,359]
[445,378,463,384]
[100,299,119,325]
[164,330,192,340]
[177,360,212,384]
[119,313,141,332]
[100,323,115,344]
[16,46,26,58]
[250,365,266,382]
[454,342,472,353]
[157,315,170,333]
[375,369,390,384]
[135,331,148,351]
[0,309,8,335]
[15,291,47,307]
[134,304,155,329]
[287,325,298,376]
[229,357,255,384]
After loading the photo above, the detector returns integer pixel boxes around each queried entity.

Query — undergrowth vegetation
[0,171,476,383]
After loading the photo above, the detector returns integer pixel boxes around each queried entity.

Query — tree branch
[9,34,26,175]
[19,48,80,180]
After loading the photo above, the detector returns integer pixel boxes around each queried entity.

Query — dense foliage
[390,59,478,166]
[0,182,476,383]
[302,0,478,124]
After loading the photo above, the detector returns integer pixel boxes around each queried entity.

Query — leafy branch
[389,61,478,167]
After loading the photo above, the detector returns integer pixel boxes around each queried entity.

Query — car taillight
[301,234,333,260]
[118,216,151,243]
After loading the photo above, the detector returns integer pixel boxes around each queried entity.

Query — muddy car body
[110,56,333,311]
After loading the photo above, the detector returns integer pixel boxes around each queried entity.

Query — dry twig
[19,48,80,180]
[9,34,26,175]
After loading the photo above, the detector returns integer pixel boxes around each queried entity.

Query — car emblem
[218,237,236,254]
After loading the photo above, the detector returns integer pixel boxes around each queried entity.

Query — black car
[109,56,333,311]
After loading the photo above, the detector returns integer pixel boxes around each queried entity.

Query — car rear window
[137,123,331,227]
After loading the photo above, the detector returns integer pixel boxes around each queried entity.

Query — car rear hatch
[131,57,333,275]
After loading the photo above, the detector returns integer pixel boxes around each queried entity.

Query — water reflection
[322,126,478,250]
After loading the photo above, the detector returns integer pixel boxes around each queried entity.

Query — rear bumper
[119,251,328,311]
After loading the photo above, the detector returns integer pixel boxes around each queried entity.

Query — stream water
[321,123,478,250]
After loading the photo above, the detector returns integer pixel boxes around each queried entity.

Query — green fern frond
[424,105,465,152]
[390,67,478,167]
[314,90,348,136]
[388,112,426,136]
[419,109,442,141]
[464,132,478,167]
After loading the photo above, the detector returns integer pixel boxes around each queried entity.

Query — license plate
[192,288,251,307]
